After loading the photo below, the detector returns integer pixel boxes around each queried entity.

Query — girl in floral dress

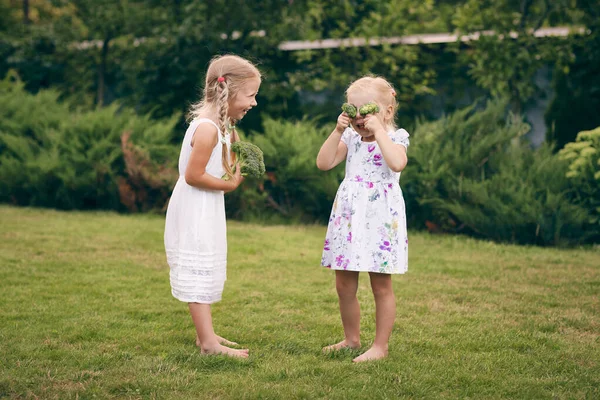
[316,76,410,362]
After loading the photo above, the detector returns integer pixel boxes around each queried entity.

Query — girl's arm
[364,115,408,172]
[316,113,350,171]
[185,123,242,192]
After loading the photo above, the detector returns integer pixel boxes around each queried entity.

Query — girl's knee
[369,274,393,298]
[371,285,393,298]
[335,272,358,297]
[336,280,358,297]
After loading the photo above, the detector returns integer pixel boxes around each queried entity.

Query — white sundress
[321,127,410,274]
[164,118,231,303]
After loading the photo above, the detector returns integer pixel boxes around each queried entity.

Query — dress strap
[193,118,222,135]
[189,118,225,147]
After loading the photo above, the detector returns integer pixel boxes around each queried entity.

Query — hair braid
[216,80,235,180]
[216,80,229,133]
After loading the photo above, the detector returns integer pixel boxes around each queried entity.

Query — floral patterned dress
[321,127,410,274]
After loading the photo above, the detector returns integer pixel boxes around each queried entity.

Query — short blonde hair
[189,55,261,179]
[346,75,398,130]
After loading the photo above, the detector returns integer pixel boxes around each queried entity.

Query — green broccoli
[229,141,265,179]
[341,102,380,118]
[358,102,380,116]
[341,103,357,118]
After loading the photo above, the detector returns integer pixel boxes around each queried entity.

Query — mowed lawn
[0,206,598,400]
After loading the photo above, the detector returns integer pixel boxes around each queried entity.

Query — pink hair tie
[391,89,396,97]
[217,76,226,83]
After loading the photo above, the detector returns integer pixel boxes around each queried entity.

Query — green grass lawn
[0,206,599,399]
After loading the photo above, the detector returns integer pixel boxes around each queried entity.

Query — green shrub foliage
[226,118,344,223]
[403,99,593,245]
[0,73,179,212]
[558,126,600,240]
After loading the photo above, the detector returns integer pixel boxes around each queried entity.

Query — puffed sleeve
[391,128,410,148]
[340,127,354,147]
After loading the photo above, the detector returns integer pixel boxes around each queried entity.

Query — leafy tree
[545,0,600,148]
[452,0,579,113]
[279,0,445,127]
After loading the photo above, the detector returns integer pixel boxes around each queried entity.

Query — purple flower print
[355,175,363,182]
[323,239,330,251]
[365,181,374,189]
[368,144,376,153]
[373,153,383,166]
[342,258,350,270]
[335,254,345,267]
[388,183,393,189]
[379,240,391,252]
[347,232,352,243]
[334,216,341,226]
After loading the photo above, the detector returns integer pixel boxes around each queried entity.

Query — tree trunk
[519,0,533,32]
[97,37,110,106]
[23,0,29,25]
[174,0,182,24]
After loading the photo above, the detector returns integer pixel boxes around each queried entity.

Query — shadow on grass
[166,348,253,372]
[321,346,363,361]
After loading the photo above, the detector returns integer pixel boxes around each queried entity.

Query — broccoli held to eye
[341,102,380,118]
[358,102,380,116]
[224,141,265,179]
[341,103,357,118]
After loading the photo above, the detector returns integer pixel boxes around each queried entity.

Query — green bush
[403,98,593,246]
[0,72,179,212]
[225,118,344,223]
[558,126,600,240]
[2,71,596,245]
[434,144,590,245]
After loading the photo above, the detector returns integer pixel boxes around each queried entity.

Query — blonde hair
[346,75,398,130]
[188,55,261,179]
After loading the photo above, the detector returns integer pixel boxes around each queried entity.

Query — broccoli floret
[230,141,265,179]
[341,103,357,118]
[358,102,380,116]
[341,102,380,117]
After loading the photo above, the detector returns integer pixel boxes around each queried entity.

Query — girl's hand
[335,112,351,134]
[364,115,386,138]
[225,166,244,193]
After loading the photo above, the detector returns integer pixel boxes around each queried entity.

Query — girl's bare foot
[352,345,388,362]
[196,335,239,347]
[322,339,361,353]
[200,343,249,358]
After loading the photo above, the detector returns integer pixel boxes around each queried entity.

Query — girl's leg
[353,272,395,362]
[323,270,361,352]
[188,303,249,358]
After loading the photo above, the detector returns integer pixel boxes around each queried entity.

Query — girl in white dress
[165,55,261,358]
[316,76,410,362]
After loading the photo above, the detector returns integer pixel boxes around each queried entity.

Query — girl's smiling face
[228,77,261,121]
